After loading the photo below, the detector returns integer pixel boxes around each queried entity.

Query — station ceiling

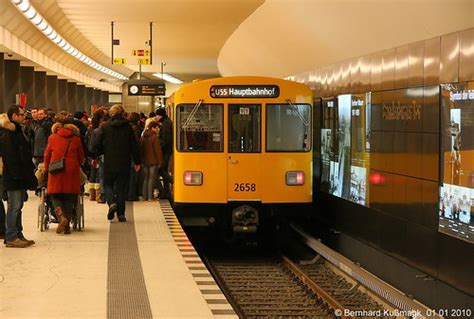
[0,0,264,86]
[0,0,472,89]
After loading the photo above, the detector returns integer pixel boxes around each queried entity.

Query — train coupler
[232,205,259,233]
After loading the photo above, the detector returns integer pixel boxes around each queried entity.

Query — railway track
[192,224,437,318]
[209,257,335,318]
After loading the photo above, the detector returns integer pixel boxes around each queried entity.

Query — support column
[85,87,93,113]
[67,82,77,113]
[101,90,109,106]
[0,53,5,112]
[77,85,85,112]
[20,66,35,109]
[58,79,68,112]
[46,75,58,112]
[35,71,47,108]
[93,89,101,106]
[5,60,20,108]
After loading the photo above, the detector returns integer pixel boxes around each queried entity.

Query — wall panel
[440,32,459,84]
[395,45,409,89]
[459,28,474,82]
[408,41,424,87]
[381,49,395,90]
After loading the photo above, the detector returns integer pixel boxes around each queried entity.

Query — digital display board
[210,85,279,98]
[128,83,165,96]
[439,83,474,243]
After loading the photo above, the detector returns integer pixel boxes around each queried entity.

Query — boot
[55,207,69,234]
[64,224,71,235]
[95,184,102,203]
[89,188,96,201]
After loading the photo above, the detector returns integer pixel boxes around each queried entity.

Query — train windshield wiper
[286,99,309,127]
[182,99,203,130]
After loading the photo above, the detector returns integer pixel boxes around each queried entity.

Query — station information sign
[113,58,127,65]
[128,84,165,96]
[210,85,279,98]
[131,49,150,57]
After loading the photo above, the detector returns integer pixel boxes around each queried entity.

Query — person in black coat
[0,107,38,248]
[155,108,173,199]
[90,105,140,222]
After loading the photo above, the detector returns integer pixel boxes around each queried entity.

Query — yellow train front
[168,76,312,233]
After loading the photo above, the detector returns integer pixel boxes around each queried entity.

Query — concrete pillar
[67,82,77,113]
[0,53,5,112]
[35,71,47,108]
[85,87,93,113]
[20,66,35,108]
[101,91,109,106]
[46,75,58,112]
[58,79,68,112]
[5,60,20,109]
[93,89,101,106]
[77,85,85,112]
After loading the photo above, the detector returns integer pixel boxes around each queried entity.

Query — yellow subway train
[166,76,313,233]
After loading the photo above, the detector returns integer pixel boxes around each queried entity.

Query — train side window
[177,103,223,152]
[266,103,311,152]
[228,104,261,153]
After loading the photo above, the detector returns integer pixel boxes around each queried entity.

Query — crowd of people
[0,104,173,248]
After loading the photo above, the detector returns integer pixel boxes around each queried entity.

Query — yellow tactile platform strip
[158,200,237,317]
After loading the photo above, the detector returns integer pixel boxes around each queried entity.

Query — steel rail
[282,255,348,318]
[291,223,442,319]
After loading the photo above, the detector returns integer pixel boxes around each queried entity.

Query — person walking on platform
[139,121,162,201]
[155,108,173,199]
[0,107,38,248]
[44,114,84,234]
[31,108,53,168]
[90,105,140,222]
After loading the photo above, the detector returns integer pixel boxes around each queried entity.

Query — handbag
[49,138,72,174]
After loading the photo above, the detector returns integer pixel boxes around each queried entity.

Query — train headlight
[183,171,203,185]
[286,171,304,186]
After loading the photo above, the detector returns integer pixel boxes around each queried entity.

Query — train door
[227,104,261,201]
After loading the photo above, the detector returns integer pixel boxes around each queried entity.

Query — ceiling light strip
[10,0,128,81]
[153,72,183,84]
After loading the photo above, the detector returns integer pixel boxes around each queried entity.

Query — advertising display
[439,83,474,243]
[320,98,337,193]
[350,94,370,206]
[321,94,371,206]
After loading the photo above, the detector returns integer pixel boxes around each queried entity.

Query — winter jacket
[32,117,53,157]
[158,116,173,155]
[0,113,38,191]
[44,123,84,195]
[89,115,140,176]
[139,129,163,165]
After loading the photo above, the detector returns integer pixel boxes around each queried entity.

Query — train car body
[167,76,312,232]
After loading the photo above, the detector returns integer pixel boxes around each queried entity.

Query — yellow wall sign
[131,49,150,57]
[113,58,127,65]
[138,58,151,65]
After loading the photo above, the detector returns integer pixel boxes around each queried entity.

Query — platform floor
[0,192,237,319]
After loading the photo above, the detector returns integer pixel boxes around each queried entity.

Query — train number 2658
[234,183,256,192]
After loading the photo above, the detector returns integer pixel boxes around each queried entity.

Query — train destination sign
[128,84,165,96]
[210,85,279,98]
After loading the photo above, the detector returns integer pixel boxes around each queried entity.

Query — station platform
[0,192,237,319]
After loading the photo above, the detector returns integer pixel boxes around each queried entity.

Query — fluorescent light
[17,1,29,12]
[153,72,183,84]
[9,0,129,81]
[24,7,36,19]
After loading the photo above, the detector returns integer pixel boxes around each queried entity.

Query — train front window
[266,103,311,152]
[228,104,261,153]
[177,103,223,152]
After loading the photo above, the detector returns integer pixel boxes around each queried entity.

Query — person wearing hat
[155,108,172,199]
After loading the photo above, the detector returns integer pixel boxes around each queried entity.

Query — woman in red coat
[44,115,84,234]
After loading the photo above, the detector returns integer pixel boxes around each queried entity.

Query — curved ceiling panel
[56,0,264,78]
[218,0,474,77]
